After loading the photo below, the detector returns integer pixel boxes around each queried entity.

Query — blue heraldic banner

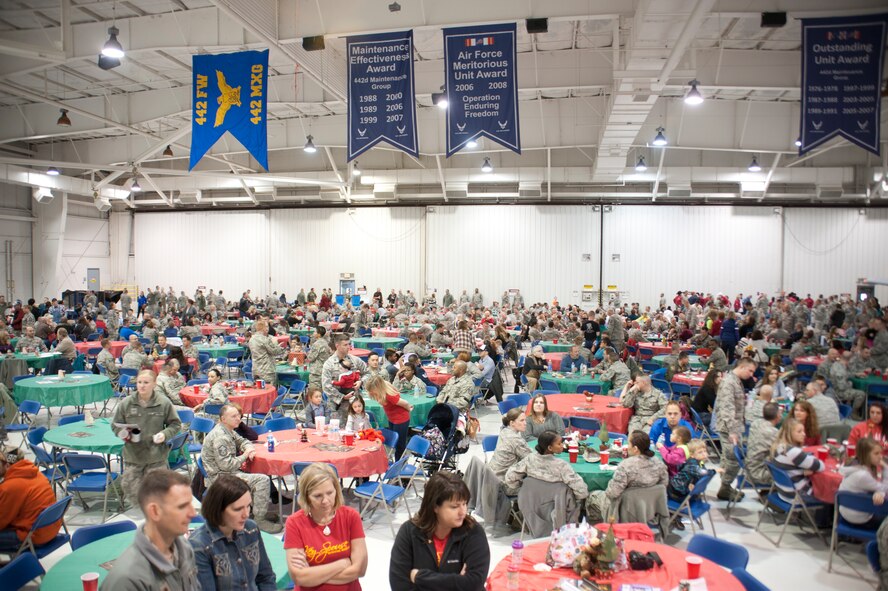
[347,30,418,161]
[443,23,520,157]
[190,49,269,170]
[800,14,888,156]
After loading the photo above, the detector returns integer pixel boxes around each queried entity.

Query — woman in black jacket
[390,471,490,591]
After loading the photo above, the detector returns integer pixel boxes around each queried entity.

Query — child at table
[300,385,329,429]
[658,426,692,478]
[667,440,719,505]
[345,394,373,432]
[332,357,362,395]
[287,340,305,365]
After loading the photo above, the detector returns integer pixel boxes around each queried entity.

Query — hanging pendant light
[303,135,317,153]
[352,161,361,177]
[748,155,762,172]
[162,145,174,157]
[794,137,802,147]
[652,127,667,146]
[466,138,478,148]
[102,26,124,58]
[46,166,60,176]
[57,108,71,126]
[635,155,647,172]
[684,80,704,105]
[481,157,493,173]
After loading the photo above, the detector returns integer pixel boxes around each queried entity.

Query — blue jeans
[389,420,409,460]
[0,529,22,551]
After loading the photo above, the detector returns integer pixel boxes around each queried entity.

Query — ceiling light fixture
[748,155,762,172]
[303,135,317,153]
[794,137,802,147]
[635,155,647,172]
[388,2,401,12]
[57,108,71,126]
[130,167,141,192]
[684,80,704,105]
[432,91,448,110]
[652,127,667,146]
[102,26,124,58]
[481,157,493,173]
[162,145,174,157]
[46,166,60,176]
[466,138,478,148]
[352,161,361,177]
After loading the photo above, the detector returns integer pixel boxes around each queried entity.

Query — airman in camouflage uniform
[435,360,475,412]
[307,330,332,388]
[715,359,756,501]
[14,326,46,352]
[620,375,667,433]
[249,321,282,387]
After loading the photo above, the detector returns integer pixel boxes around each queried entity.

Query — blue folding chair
[395,435,431,494]
[651,367,668,379]
[497,399,518,415]
[425,385,438,397]
[651,378,673,398]
[187,378,208,386]
[569,416,600,434]
[539,378,559,392]
[11,495,72,559]
[837,403,852,421]
[534,389,561,396]
[690,408,720,452]
[670,381,692,398]
[177,408,195,430]
[637,347,655,361]
[867,540,881,574]
[166,431,191,473]
[667,470,716,536]
[282,379,307,415]
[252,423,269,435]
[575,383,602,395]
[226,350,244,377]
[755,462,827,547]
[57,414,85,426]
[188,416,216,458]
[505,392,531,408]
[728,445,770,517]
[265,417,296,432]
[249,393,286,424]
[867,383,888,402]
[71,521,137,550]
[28,444,68,494]
[380,428,400,463]
[63,454,122,523]
[482,434,498,463]
[641,361,660,373]
[829,491,888,571]
[353,455,411,536]
[730,568,771,591]
[0,552,45,589]
[687,533,748,569]
[6,400,42,446]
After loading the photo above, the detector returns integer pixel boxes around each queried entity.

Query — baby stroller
[418,403,466,474]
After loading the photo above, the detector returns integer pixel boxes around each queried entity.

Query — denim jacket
[188,520,276,591]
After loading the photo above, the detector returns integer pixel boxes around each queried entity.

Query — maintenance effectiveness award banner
[443,23,520,157]
[800,14,888,156]
[347,30,418,161]
[190,49,269,170]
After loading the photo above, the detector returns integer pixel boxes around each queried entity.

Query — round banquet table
[541,372,610,395]
[543,352,564,371]
[320,321,344,331]
[485,539,744,591]
[805,445,842,503]
[275,363,310,383]
[42,418,123,454]
[75,340,127,358]
[13,374,113,406]
[432,351,480,363]
[637,342,693,356]
[200,323,237,335]
[423,366,454,387]
[196,343,243,358]
[372,327,401,338]
[671,371,708,388]
[39,528,291,590]
[249,428,389,478]
[539,340,572,353]
[349,347,372,359]
[764,345,784,358]
[152,357,197,375]
[530,394,630,434]
[179,383,277,414]
[365,390,435,428]
[794,355,825,366]
[238,334,290,346]
[529,436,631,492]
[289,327,314,337]
[12,351,60,370]
[652,354,705,369]
[352,336,405,349]
[853,373,888,391]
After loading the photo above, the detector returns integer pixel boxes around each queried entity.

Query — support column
[32,192,67,298]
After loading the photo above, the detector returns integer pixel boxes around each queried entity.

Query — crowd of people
[0,285,887,590]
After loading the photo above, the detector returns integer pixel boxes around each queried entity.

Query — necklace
[310,510,335,535]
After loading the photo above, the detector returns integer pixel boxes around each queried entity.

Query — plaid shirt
[452,329,475,352]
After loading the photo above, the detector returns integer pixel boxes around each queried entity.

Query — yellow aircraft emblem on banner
[215,70,242,128]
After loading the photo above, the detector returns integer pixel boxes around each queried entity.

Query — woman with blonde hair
[365,374,414,460]
[284,463,367,590]
[838,437,888,526]
[769,417,825,502]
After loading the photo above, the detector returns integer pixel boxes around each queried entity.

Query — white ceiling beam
[140,170,172,207]
[758,153,782,202]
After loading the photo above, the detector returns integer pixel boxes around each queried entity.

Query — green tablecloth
[289,327,313,337]
[43,418,123,454]
[541,372,610,394]
[365,391,435,428]
[40,528,290,590]
[432,351,480,363]
[12,351,60,369]
[651,354,705,370]
[764,346,783,358]
[853,374,887,391]
[196,343,243,358]
[540,341,572,353]
[528,437,627,492]
[275,363,310,383]
[351,336,405,349]
[14,374,113,406]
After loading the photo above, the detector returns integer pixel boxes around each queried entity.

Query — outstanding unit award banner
[347,30,418,161]
[800,14,888,156]
[190,49,269,170]
[443,23,520,157]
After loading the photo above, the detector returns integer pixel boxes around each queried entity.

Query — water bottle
[547,361,553,372]
[511,539,524,567]
[267,433,275,453]
[414,384,421,397]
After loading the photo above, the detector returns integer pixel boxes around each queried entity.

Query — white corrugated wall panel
[601,206,782,307]
[426,205,600,306]
[60,212,110,292]
[269,207,423,294]
[0,184,33,300]
[783,208,888,299]
[134,211,269,297]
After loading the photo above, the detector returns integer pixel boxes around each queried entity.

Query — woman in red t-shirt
[365,375,414,460]
[284,463,367,591]
[849,402,888,448]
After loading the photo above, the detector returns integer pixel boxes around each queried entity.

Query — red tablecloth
[201,324,237,336]
[795,355,824,366]
[805,446,842,503]
[638,342,693,356]
[672,372,707,387]
[486,540,744,591]
[321,322,344,331]
[249,428,389,478]
[178,384,277,414]
[372,328,401,338]
[544,352,563,371]
[424,367,454,387]
[530,394,631,434]
[349,348,371,358]
[237,334,290,346]
[75,340,127,357]
[153,357,197,375]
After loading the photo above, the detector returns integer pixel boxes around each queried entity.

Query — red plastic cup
[816,447,828,461]
[827,438,838,446]
[343,432,355,446]
[847,444,856,458]
[600,450,610,465]
[883,372,887,382]
[553,339,559,344]
[568,447,578,463]
[81,572,100,591]
[686,556,702,579]
[193,385,199,394]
